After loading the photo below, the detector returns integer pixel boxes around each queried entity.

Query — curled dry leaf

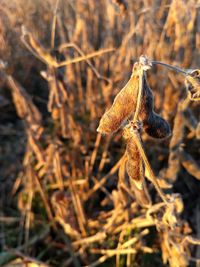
[123,126,151,207]
[185,69,200,101]
[97,62,145,134]
[139,77,171,139]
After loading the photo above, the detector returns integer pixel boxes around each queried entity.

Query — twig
[68,179,87,236]
[57,48,115,68]
[113,216,154,234]
[85,255,109,267]
[132,67,144,122]
[72,232,107,246]
[98,136,111,172]
[90,248,137,255]
[59,43,111,83]
[51,0,60,49]
[151,60,188,75]
[90,247,153,256]
[57,232,81,267]
[21,28,115,68]
[34,172,57,231]
[85,154,126,200]
[89,133,102,173]
[0,227,50,266]
[5,249,50,267]
[121,229,149,248]
[182,236,200,246]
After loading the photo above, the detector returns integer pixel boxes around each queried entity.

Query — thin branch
[51,0,60,49]
[21,26,115,68]
[57,48,115,68]
[133,67,144,122]
[59,43,111,83]
[151,60,188,75]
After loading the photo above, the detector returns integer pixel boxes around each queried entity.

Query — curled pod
[139,77,171,139]
[123,127,151,207]
[185,69,200,101]
[97,63,144,134]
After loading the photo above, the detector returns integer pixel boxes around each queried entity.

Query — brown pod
[185,69,200,101]
[123,127,151,207]
[139,76,171,139]
[97,63,144,134]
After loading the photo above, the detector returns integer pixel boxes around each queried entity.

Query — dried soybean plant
[97,55,171,205]
[1,1,200,266]
[97,55,200,267]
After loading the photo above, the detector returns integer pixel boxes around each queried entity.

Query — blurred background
[0,0,200,266]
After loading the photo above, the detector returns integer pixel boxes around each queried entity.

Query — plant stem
[151,60,188,75]
[51,0,60,49]
[133,68,144,122]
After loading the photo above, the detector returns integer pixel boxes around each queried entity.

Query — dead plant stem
[151,60,188,75]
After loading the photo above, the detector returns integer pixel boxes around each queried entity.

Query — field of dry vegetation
[0,0,200,266]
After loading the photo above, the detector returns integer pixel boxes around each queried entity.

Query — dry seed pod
[139,77,171,139]
[123,126,151,207]
[185,69,200,101]
[97,62,144,134]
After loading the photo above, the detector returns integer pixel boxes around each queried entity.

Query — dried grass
[0,1,200,267]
